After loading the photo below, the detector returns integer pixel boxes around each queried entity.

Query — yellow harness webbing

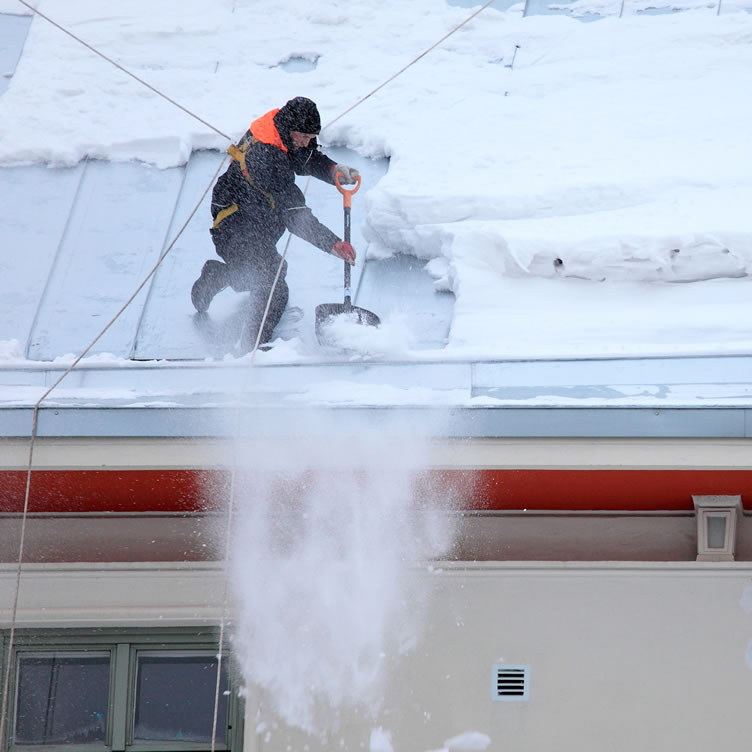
[212,203,238,229]
[212,137,278,230]
[228,138,276,207]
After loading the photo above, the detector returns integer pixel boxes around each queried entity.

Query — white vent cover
[492,664,529,702]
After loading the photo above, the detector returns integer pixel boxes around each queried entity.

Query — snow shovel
[315,171,380,344]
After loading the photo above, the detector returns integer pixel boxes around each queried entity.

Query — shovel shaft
[344,268,351,309]
[343,204,351,244]
[343,205,352,309]
[335,171,360,312]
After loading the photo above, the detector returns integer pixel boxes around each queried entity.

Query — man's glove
[332,164,360,185]
[332,240,356,265]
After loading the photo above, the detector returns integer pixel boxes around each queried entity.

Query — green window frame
[1,627,243,752]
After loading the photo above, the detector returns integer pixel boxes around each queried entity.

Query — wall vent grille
[492,664,529,702]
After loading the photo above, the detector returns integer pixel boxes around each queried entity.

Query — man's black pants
[212,231,289,349]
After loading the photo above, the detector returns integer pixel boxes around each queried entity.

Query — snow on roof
[1,2,752,426]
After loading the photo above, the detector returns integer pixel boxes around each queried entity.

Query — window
[15,652,110,745]
[133,652,228,744]
[693,494,742,562]
[1,628,242,752]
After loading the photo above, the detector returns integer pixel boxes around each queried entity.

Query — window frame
[1,627,243,752]
[692,494,742,562]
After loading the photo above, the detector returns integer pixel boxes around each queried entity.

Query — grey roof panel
[133,150,228,359]
[357,254,455,349]
[0,13,31,96]
[0,163,84,351]
[27,160,184,360]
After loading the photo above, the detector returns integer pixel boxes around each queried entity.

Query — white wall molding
[0,562,226,627]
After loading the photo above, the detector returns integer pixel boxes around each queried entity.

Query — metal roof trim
[0,404,750,440]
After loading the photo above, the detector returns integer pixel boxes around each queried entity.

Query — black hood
[274,97,321,150]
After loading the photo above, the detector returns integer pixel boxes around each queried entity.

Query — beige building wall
[381,563,752,752]
[3,562,752,752]
[248,562,752,751]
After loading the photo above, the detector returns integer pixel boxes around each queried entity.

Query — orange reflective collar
[249,109,287,152]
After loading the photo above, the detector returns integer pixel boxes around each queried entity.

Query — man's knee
[272,278,289,310]
[212,233,286,293]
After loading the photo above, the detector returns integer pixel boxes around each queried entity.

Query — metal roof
[0,148,413,360]
[2,10,752,442]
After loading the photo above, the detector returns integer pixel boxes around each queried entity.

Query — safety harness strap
[212,135,279,230]
[228,138,276,207]
[212,203,238,229]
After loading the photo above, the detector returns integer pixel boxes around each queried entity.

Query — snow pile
[315,311,416,359]
[362,13,752,291]
[0,339,24,361]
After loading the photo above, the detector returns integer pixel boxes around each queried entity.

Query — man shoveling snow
[190,96,359,352]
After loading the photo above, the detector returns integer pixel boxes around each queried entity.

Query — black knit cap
[274,97,321,140]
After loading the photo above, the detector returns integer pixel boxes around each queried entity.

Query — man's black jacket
[210,111,340,255]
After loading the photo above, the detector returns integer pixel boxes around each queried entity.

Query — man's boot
[191,260,230,313]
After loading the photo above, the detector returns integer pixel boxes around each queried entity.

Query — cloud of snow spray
[227,408,457,737]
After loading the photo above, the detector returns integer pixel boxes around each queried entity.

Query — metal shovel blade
[314,303,381,346]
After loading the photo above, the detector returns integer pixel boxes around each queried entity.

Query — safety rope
[325,0,499,130]
[3,0,499,747]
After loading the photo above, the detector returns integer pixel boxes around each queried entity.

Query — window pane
[133,652,228,743]
[14,652,109,745]
[707,514,728,549]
